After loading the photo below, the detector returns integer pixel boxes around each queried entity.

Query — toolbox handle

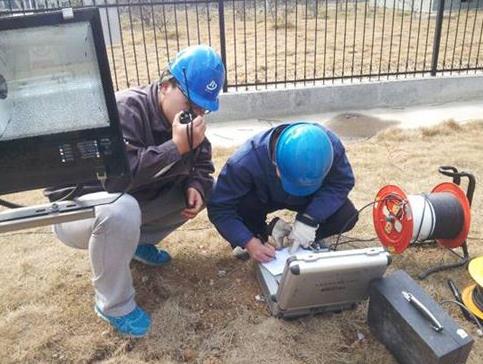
[402,291,444,332]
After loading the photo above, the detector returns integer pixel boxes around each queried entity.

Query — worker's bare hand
[172,112,207,155]
[245,237,276,263]
[181,187,204,219]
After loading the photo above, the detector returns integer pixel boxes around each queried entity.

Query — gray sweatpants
[53,185,187,316]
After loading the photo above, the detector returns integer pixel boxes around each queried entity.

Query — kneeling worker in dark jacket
[44,45,225,337]
[207,122,358,263]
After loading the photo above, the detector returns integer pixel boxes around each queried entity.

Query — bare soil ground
[0,120,482,363]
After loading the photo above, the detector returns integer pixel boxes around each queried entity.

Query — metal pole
[218,0,228,92]
[431,0,446,76]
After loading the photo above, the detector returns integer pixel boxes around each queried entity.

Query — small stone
[217,270,226,278]
[142,276,149,283]
[125,341,134,352]
[182,348,195,361]
[209,279,214,286]
[255,294,265,303]
[357,332,365,341]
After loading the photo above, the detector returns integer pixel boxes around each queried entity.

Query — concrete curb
[209,74,483,123]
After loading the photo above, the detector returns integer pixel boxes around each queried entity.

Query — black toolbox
[368,270,474,364]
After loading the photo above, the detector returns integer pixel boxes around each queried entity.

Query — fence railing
[1,0,483,91]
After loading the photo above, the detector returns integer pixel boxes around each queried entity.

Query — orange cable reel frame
[373,185,413,254]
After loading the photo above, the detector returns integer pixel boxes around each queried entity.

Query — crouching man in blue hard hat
[44,45,225,337]
[207,122,358,263]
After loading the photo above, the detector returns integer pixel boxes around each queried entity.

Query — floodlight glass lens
[0,22,109,141]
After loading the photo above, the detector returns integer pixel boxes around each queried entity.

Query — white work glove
[268,217,292,250]
[288,214,318,254]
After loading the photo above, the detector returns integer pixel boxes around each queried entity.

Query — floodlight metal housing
[0,7,130,195]
[0,8,131,233]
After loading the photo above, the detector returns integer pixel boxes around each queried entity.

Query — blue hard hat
[275,123,334,196]
[169,45,225,112]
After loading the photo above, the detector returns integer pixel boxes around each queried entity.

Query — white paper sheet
[261,247,315,276]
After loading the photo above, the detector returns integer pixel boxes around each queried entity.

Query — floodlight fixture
[0,8,131,232]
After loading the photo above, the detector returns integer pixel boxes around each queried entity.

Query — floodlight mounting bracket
[0,194,121,233]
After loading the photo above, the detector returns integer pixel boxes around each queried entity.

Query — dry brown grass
[1,120,483,363]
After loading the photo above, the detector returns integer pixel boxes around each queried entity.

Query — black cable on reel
[473,286,483,313]
[426,192,465,239]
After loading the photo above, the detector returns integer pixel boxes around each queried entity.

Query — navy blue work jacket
[207,123,355,248]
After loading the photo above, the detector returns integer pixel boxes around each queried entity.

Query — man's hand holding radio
[172,111,206,154]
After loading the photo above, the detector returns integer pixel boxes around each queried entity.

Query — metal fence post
[218,0,228,92]
[431,0,446,76]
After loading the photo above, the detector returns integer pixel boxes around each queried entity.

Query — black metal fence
[1,0,483,91]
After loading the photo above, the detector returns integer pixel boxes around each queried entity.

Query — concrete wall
[209,74,483,122]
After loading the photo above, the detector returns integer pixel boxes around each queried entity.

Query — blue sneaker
[133,244,171,266]
[95,305,151,338]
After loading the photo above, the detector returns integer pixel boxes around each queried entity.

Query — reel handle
[438,166,460,184]
[438,166,475,206]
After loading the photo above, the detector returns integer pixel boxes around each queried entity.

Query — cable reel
[372,166,475,279]
[373,183,471,254]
